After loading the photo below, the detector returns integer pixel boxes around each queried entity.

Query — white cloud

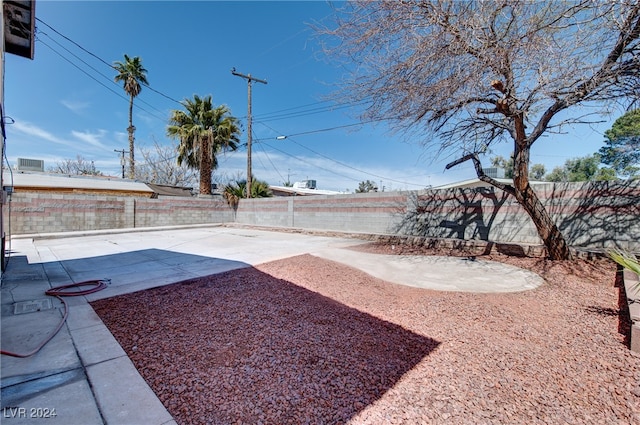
[7,121,127,173]
[61,99,91,114]
[11,121,78,149]
[70,129,111,151]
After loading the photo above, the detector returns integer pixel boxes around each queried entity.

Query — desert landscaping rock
[91,247,640,425]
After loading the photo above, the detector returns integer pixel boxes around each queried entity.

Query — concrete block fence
[395,180,640,251]
[235,180,639,251]
[4,180,639,251]
[6,194,235,235]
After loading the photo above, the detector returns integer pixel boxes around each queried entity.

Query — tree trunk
[513,183,572,260]
[512,137,572,260]
[199,135,212,195]
[128,95,135,179]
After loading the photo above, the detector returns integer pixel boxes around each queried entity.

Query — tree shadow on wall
[394,187,513,250]
[550,180,640,250]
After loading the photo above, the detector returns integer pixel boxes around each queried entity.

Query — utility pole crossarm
[231,67,267,199]
[231,67,268,85]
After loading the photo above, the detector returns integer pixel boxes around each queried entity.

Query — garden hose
[0,279,110,358]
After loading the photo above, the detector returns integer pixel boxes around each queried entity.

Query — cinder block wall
[7,194,235,235]
[395,181,640,250]
[9,193,128,234]
[235,197,292,228]
[234,180,640,251]
[234,192,407,233]
[6,180,639,251]
[134,197,234,228]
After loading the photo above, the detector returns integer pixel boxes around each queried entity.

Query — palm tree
[113,54,148,179]
[223,176,272,209]
[222,180,246,210]
[167,95,241,195]
[250,178,273,198]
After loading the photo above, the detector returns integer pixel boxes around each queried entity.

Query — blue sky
[3,1,625,192]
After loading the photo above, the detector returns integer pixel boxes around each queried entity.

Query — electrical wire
[34,17,380,158]
[31,18,386,151]
[36,18,112,68]
[36,37,168,123]
[252,130,286,184]
[257,121,428,188]
[37,31,169,118]
[258,117,390,139]
[37,31,116,92]
[253,99,372,122]
[253,99,338,118]
[260,140,362,183]
[36,17,182,105]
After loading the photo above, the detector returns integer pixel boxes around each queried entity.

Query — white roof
[3,171,154,193]
[270,185,344,196]
[432,178,549,190]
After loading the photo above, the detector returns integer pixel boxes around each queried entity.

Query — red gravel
[91,245,640,425]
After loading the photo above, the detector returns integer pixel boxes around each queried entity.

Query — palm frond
[608,248,640,276]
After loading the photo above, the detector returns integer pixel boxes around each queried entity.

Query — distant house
[432,178,548,191]
[145,183,194,198]
[4,171,155,197]
[270,180,344,197]
[4,171,203,199]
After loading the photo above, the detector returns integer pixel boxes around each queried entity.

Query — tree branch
[445,153,516,196]
[527,4,640,146]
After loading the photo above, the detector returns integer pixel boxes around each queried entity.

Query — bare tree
[135,139,198,188]
[49,155,103,176]
[322,0,640,259]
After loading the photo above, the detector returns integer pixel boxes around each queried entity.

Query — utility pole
[114,149,129,179]
[231,68,266,199]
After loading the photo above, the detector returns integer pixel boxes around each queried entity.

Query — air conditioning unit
[293,180,317,189]
[482,167,505,179]
[16,158,44,172]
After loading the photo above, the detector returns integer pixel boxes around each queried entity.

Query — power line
[36,17,113,68]
[253,99,372,122]
[36,32,169,118]
[259,118,390,139]
[36,18,183,105]
[35,38,127,106]
[33,17,371,123]
[31,17,432,189]
[113,149,129,179]
[36,38,168,123]
[33,17,380,130]
[260,140,362,183]
[253,99,335,117]
[253,130,286,184]
[257,121,428,188]
[37,31,114,89]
